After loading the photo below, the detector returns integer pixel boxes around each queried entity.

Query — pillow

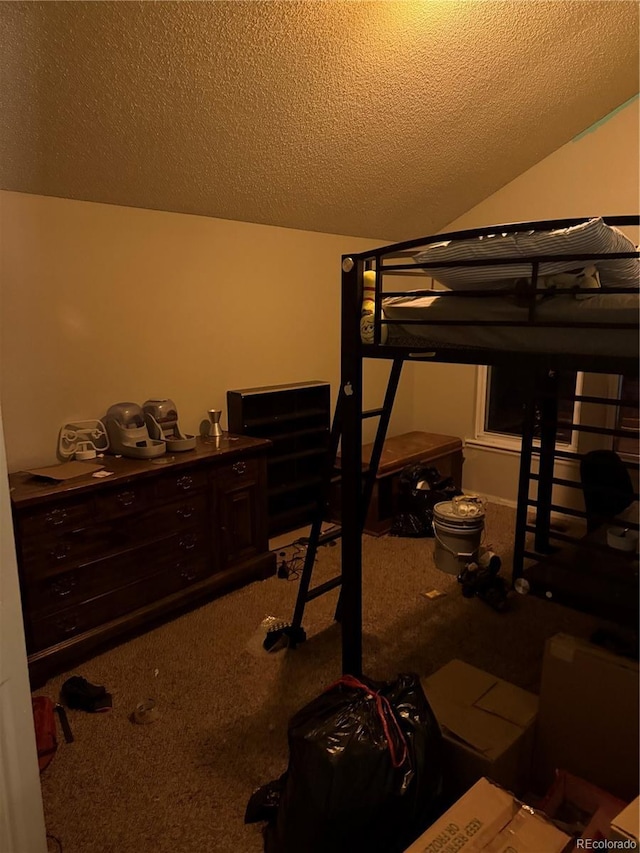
[413,217,639,290]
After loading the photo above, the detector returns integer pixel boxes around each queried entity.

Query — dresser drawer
[20,496,96,538]
[136,493,210,537]
[216,456,259,488]
[94,480,155,519]
[26,527,211,620]
[29,555,211,652]
[21,521,123,578]
[154,468,207,501]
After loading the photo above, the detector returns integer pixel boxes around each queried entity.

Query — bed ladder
[284,358,404,646]
[512,369,640,609]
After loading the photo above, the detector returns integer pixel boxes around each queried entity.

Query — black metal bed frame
[336,215,639,676]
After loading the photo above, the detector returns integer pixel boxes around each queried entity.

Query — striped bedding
[413,217,639,291]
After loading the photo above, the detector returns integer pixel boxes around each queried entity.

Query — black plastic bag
[245,774,286,824]
[260,673,443,853]
[390,464,460,538]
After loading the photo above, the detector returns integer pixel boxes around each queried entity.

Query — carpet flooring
[38,503,608,853]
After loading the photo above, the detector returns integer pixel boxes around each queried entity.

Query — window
[474,368,638,459]
[474,365,582,451]
[614,376,639,459]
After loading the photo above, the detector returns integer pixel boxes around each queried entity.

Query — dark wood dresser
[9,435,276,685]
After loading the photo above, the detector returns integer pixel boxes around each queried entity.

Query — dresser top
[228,380,329,396]
[9,434,270,508]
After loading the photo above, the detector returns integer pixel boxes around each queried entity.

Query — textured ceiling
[1,1,638,240]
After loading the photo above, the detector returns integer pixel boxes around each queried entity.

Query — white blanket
[382,292,639,357]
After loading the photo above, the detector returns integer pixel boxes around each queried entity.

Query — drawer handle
[56,614,79,636]
[179,566,198,582]
[176,475,194,490]
[179,534,197,551]
[232,462,246,475]
[176,505,196,520]
[51,575,76,598]
[45,508,68,527]
[49,544,71,562]
[117,490,136,508]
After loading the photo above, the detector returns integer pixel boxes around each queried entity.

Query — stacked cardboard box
[534,633,639,801]
[610,797,639,848]
[403,777,570,853]
[421,659,538,799]
[541,770,627,843]
[414,638,639,851]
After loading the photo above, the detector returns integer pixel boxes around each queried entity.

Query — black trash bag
[245,774,286,825]
[261,673,443,853]
[390,464,461,538]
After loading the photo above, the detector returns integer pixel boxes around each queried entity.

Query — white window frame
[467,366,585,454]
[611,374,639,462]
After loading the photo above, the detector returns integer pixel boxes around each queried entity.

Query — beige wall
[1,97,638,487]
[409,96,639,502]
[0,192,415,471]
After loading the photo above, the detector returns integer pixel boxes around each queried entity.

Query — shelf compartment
[227,381,331,535]
[268,475,324,499]
[241,407,329,430]
[270,447,328,466]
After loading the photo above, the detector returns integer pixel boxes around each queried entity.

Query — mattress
[382,291,639,358]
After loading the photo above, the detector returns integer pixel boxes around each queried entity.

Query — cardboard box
[541,771,627,842]
[404,777,570,853]
[610,797,640,848]
[534,634,639,801]
[421,660,538,798]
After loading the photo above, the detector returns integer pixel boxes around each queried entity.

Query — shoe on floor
[60,676,112,713]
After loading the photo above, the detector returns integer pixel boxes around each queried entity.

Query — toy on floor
[457,547,508,612]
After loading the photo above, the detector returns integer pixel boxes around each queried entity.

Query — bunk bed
[334,215,639,676]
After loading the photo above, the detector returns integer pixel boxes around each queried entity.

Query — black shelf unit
[227,381,331,535]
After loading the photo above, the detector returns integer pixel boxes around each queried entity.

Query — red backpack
[32,696,57,772]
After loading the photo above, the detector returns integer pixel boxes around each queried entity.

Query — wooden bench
[329,430,464,536]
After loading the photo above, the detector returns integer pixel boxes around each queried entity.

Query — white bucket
[433,500,485,575]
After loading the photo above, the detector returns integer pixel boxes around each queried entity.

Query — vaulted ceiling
[1,1,638,240]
